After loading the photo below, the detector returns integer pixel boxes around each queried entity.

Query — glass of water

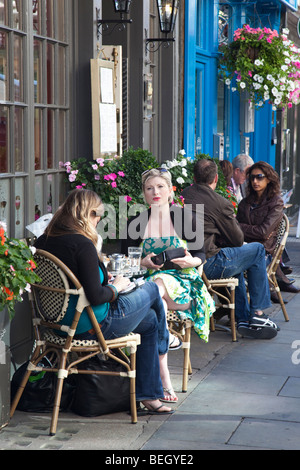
[128,247,142,273]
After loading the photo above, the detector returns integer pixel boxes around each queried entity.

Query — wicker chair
[166,265,203,393]
[267,213,290,322]
[202,272,238,342]
[167,311,193,393]
[10,249,141,436]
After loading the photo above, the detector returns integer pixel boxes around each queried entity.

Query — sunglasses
[250,174,266,181]
[142,167,169,177]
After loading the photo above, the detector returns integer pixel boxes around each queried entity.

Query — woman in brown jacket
[237,161,299,297]
[237,161,283,255]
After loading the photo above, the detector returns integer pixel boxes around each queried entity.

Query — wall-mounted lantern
[97,0,132,39]
[146,0,180,52]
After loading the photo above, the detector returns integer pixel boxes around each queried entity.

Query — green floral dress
[142,236,215,342]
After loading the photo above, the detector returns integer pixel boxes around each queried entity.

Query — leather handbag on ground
[70,354,130,417]
[10,357,76,413]
[151,247,186,270]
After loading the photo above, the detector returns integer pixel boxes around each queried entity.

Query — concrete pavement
[0,225,299,452]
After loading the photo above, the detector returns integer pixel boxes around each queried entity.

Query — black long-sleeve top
[34,233,114,306]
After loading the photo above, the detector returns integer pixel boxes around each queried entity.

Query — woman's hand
[172,249,202,269]
[141,252,163,270]
[112,275,131,293]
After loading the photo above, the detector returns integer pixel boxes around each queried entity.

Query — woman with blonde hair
[122,168,215,402]
[35,188,175,415]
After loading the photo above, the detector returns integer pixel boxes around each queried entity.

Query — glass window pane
[33,0,42,35]
[47,108,54,168]
[217,80,225,134]
[46,173,53,212]
[0,179,9,232]
[12,0,21,30]
[0,31,8,101]
[56,0,65,41]
[196,1,202,47]
[35,174,43,219]
[47,42,54,104]
[14,107,23,172]
[0,105,9,173]
[46,0,54,38]
[34,108,42,170]
[58,172,67,206]
[195,67,203,154]
[14,35,24,102]
[0,0,8,26]
[58,110,65,162]
[34,39,42,103]
[58,46,66,105]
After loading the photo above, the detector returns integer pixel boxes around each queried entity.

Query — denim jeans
[203,242,271,323]
[79,281,169,401]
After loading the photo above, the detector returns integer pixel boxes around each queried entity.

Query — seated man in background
[231,153,254,203]
[182,158,279,340]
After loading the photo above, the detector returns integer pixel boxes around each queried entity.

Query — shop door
[275,108,298,212]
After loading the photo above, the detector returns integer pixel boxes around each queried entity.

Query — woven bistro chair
[267,213,290,322]
[167,311,193,393]
[10,249,141,436]
[166,265,202,393]
[202,272,238,342]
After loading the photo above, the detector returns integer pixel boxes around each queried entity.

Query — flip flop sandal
[160,387,178,403]
[169,334,182,351]
[143,404,174,415]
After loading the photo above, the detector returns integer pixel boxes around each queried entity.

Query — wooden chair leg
[49,353,68,436]
[10,368,32,418]
[129,351,137,424]
[182,324,191,393]
[230,288,237,342]
[272,277,289,322]
[210,315,215,332]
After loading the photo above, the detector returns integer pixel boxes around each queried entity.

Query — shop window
[0,0,71,236]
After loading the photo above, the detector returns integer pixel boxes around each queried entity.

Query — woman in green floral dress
[122,169,215,401]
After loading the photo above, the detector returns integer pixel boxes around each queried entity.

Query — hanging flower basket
[218,24,300,109]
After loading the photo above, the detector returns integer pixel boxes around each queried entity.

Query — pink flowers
[104,173,117,181]
[103,171,125,188]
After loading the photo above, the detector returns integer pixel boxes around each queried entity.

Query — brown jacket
[236,194,283,255]
[181,183,244,259]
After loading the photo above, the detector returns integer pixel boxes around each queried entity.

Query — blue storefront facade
[183,0,299,214]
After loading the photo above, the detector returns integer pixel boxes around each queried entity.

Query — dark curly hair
[246,161,280,200]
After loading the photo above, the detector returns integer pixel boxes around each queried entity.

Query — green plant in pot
[0,222,41,320]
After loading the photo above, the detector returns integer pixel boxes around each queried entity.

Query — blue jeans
[78,281,169,401]
[203,242,271,323]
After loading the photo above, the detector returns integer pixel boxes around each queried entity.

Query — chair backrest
[274,213,289,251]
[32,249,88,325]
[267,214,289,274]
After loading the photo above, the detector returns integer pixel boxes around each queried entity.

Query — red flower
[3,286,14,301]
[27,259,37,270]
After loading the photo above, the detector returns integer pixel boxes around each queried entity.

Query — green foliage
[0,224,41,319]
[63,148,238,240]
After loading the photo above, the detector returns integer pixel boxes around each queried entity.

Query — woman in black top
[35,189,174,415]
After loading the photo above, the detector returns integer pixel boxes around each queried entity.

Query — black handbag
[70,354,130,417]
[151,247,186,270]
[10,357,76,413]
